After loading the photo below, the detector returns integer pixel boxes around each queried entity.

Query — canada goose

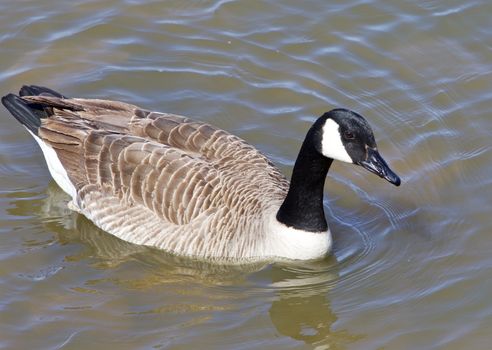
[2,85,400,261]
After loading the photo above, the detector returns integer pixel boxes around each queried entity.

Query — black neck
[276,129,332,232]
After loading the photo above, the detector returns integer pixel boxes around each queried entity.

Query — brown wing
[40,123,220,225]
[24,96,288,226]
[129,109,280,170]
[24,95,287,187]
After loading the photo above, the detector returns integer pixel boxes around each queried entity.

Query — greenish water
[1,0,492,349]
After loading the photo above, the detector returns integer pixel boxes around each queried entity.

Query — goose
[2,85,400,261]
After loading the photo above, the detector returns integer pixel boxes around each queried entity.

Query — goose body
[2,86,400,261]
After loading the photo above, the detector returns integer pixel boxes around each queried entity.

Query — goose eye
[344,131,355,140]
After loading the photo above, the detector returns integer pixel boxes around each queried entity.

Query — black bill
[358,148,401,186]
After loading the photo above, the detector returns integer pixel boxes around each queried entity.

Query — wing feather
[18,96,289,257]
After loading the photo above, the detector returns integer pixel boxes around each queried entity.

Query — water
[1,0,491,348]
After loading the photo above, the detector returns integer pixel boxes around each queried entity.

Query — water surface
[1,0,492,349]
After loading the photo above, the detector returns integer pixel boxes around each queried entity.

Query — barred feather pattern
[25,96,295,259]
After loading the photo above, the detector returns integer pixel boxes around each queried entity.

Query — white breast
[264,211,332,260]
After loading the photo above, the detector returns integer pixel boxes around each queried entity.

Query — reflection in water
[29,182,361,348]
[269,262,363,349]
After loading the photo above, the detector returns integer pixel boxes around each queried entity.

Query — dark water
[1,0,492,349]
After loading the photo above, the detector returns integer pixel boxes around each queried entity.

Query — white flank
[27,129,77,199]
[265,212,332,260]
[321,119,352,163]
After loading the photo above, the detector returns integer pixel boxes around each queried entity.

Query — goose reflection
[268,261,363,348]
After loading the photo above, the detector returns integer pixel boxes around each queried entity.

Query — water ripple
[1,0,492,349]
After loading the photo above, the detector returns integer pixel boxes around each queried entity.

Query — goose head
[314,108,400,186]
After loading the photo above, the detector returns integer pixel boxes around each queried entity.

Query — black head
[313,109,400,186]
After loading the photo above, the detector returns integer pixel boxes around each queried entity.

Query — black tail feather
[1,94,48,135]
[2,85,66,135]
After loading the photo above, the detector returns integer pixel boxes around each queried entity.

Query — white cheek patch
[321,119,353,163]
